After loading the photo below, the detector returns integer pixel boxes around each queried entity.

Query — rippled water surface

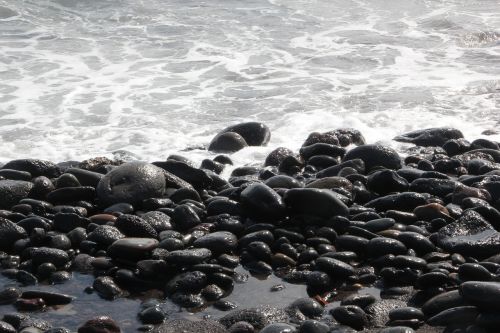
[0,0,499,164]
[0,267,381,331]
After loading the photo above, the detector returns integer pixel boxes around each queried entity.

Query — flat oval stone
[367,237,407,258]
[427,306,479,326]
[21,291,73,306]
[315,257,355,279]
[460,281,500,308]
[31,247,69,267]
[389,307,424,321]
[108,238,159,261]
[284,188,348,218]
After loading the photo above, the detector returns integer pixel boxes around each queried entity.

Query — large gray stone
[96,162,166,207]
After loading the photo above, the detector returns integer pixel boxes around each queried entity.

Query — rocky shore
[1,123,500,333]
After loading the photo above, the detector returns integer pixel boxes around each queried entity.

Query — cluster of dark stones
[0,123,500,333]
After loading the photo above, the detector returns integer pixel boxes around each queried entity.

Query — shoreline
[0,123,499,333]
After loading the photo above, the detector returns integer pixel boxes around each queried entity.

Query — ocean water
[0,0,499,166]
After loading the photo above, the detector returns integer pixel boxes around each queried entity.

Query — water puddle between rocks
[0,266,381,331]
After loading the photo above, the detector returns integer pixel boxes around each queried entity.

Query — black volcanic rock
[394,128,464,147]
[284,188,348,218]
[240,183,286,219]
[2,159,61,178]
[434,210,500,258]
[0,180,33,209]
[219,122,271,146]
[343,144,402,171]
[0,217,27,251]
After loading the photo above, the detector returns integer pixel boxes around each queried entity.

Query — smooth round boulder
[284,188,348,218]
[367,169,408,195]
[96,162,166,207]
[209,132,249,153]
[343,144,401,171]
[240,183,286,219]
[218,122,271,146]
[265,147,295,167]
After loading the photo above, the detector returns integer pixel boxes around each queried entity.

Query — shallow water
[0,266,380,330]
[0,0,499,165]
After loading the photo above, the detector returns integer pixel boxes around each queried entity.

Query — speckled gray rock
[31,247,69,267]
[365,299,406,327]
[87,225,125,247]
[166,248,212,265]
[96,161,166,207]
[114,214,158,238]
